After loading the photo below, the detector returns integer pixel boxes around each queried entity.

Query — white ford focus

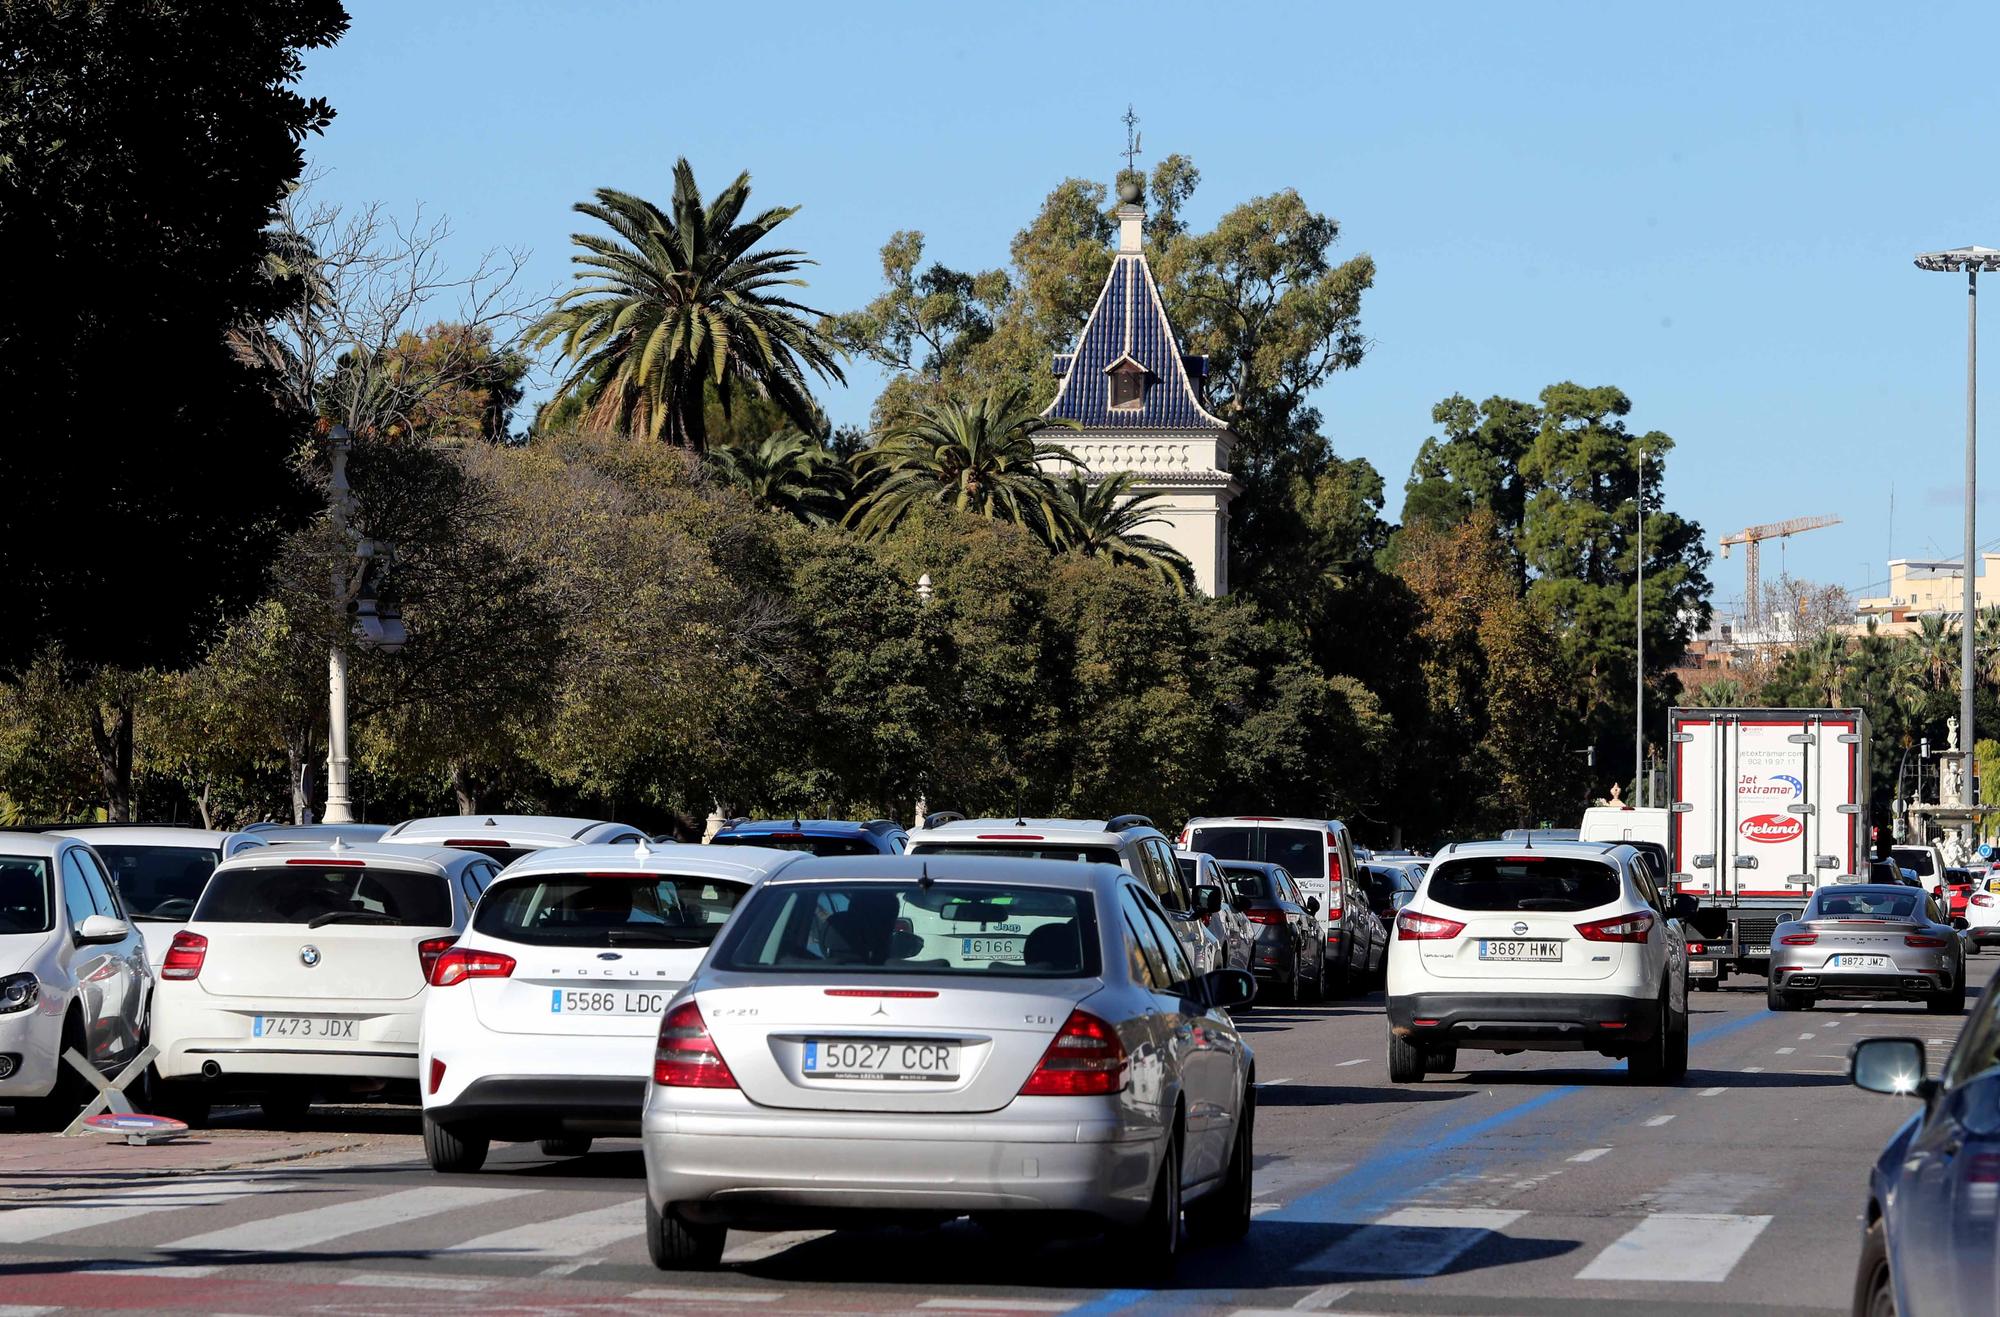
[418,841,806,1171]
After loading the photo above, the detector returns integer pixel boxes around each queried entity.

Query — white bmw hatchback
[149,842,499,1124]
[418,842,807,1171]
[1384,840,1693,1084]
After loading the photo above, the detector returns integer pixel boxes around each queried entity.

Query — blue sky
[300,1,2000,612]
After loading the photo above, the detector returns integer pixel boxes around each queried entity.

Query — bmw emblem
[1512,922,1530,936]
[300,945,321,968]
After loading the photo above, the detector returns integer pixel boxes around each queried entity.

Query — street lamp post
[1635,440,1646,808]
[324,425,357,824]
[1915,246,2000,836]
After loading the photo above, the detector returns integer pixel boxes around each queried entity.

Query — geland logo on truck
[1740,813,1805,844]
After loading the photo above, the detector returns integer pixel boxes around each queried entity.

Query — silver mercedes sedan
[1768,883,1968,1013]
[639,854,1258,1280]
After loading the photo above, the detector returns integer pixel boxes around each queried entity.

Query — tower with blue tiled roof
[1041,179,1239,596]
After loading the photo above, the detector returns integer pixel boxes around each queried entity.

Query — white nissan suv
[1385,839,1693,1085]
[418,841,807,1172]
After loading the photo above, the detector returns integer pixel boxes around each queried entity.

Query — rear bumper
[1388,991,1659,1050]
[641,1088,1160,1229]
[153,990,419,1082]
[430,1074,646,1138]
[1771,964,1952,997]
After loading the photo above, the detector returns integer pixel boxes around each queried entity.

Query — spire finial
[1121,104,1142,174]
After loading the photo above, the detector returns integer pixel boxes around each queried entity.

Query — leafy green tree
[849,386,1080,539]
[1401,393,1542,544]
[706,431,851,526]
[530,162,844,449]
[1044,472,1190,591]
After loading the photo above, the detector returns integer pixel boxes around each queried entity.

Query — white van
[1579,806,1669,849]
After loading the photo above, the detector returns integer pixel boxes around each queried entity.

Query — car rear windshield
[1891,848,1936,878]
[712,834,879,858]
[713,882,1101,978]
[0,858,52,934]
[910,843,1118,864]
[1224,868,1270,899]
[193,864,452,928]
[1813,891,1920,920]
[1426,856,1621,913]
[475,873,748,946]
[92,844,221,920]
[1188,826,1327,882]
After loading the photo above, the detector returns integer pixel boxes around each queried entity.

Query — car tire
[1663,999,1689,1081]
[1424,1046,1458,1075]
[423,1114,488,1173]
[1387,1031,1425,1084]
[17,1015,92,1132]
[1851,1214,1895,1317]
[1927,976,1968,1014]
[1628,994,1681,1085]
[540,1136,593,1157]
[1316,948,1335,1001]
[1116,1135,1182,1281]
[646,1196,727,1270]
[151,1078,210,1129]
[1186,1086,1253,1244]
[259,1092,311,1128]
[1694,977,1718,992]
[1766,982,1795,1012]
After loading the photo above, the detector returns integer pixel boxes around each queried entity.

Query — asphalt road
[0,958,1989,1317]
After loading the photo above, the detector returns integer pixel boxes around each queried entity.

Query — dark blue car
[705,818,908,858]
[1848,983,1997,1315]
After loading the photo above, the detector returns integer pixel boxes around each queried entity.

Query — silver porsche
[638,853,1259,1280]
[1768,883,1968,1013]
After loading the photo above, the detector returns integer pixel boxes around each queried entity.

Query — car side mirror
[74,913,130,945]
[1193,884,1223,916]
[1203,967,1256,1010]
[1304,896,1320,916]
[1850,1037,1934,1101]
[1671,894,1699,920]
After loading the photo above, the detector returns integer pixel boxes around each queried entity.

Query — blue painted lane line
[1060,1288,1152,1316]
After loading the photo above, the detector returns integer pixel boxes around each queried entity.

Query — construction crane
[1721,514,1841,628]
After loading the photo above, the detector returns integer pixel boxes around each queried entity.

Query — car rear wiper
[306,910,401,929]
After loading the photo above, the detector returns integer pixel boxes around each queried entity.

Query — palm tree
[848,385,1080,539]
[1903,614,1961,696]
[1805,631,1850,706]
[1687,678,1746,708]
[528,160,844,450]
[706,430,850,526]
[1044,471,1192,592]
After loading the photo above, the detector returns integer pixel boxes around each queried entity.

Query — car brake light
[655,1000,737,1088]
[428,1057,446,1095]
[1244,909,1286,926]
[1576,912,1655,943]
[1396,911,1466,940]
[417,936,456,979]
[161,931,207,980]
[1905,934,1951,948]
[1975,894,1996,908]
[1965,1152,2000,1185]
[1019,1009,1127,1096]
[1779,932,1818,946]
[428,947,516,987]
[444,839,510,849]
[824,988,938,998]
[289,857,365,867]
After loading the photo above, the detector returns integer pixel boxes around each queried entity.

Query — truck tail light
[1396,911,1466,940]
[428,947,515,987]
[1576,912,1656,943]
[654,1000,737,1088]
[1687,942,1706,954]
[1020,1009,1127,1096]
[161,931,207,980]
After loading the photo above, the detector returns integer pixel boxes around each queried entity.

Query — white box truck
[1669,707,1871,988]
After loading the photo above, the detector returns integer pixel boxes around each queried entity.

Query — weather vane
[1121,104,1142,173]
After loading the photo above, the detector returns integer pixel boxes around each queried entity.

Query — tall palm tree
[1044,471,1192,592]
[1805,630,1850,706]
[706,430,850,526]
[1687,677,1747,708]
[847,385,1080,539]
[528,160,844,450]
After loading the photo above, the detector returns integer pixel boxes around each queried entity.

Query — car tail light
[1244,909,1286,926]
[1020,1009,1128,1096]
[1779,932,1819,946]
[417,937,456,980]
[428,1057,446,1095]
[428,947,516,987]
[161,931,207,980]
[1397,911,1466,941]
[654,1000,737,1088]
[1327,849,1344,886]
[1575,912,1656,943]
[1975,894,1996,908]
[1965,1152,2000,1185]
[289,856,365,867]
[1905,934,1951,948]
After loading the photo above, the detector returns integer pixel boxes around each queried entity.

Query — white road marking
[1698,1086,1727,1097]
[1825,1020,1842,1028]
[1744,1066,1765,1073]
[0,1177,271,1244]
[166,1184,532,1253]
[1645,1114,1676,1127]
[1568,1147,1612,1163]
[1293,1285,1353,1310]
[1775,1047,1796,1055]
[1799,1032,1816,1039]
[722,1229,831,1263]
[0,1308,60,1316]
[1576,1213,1772,1282]
[1336,1058,1368,1067]
[538,1260,596,1277]
[1252,1201,1284,1215]
[447,1200,645,1262]
[1311,1207,1523,1277]
[1930,1039,1951,1047]
[341,1274,493,1292]
[919,1302,1076,1312]
[628,1290,781,1304]
[1260,1077,1294,1086]
[80,1263,221,1278]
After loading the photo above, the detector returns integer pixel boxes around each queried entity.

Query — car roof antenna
[919,861,933,890]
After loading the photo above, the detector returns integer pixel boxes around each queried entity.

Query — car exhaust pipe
[201,1060,221,1079]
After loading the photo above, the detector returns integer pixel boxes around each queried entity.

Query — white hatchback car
[378,815,649,870]
[1964,871,2000,950]
[150,842,500,1124]
[1385,840,1693,1084]
[0,832,152,1127]
[60,826,267,971]
[418,842,807,1171]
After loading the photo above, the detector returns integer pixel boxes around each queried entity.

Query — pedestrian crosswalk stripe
[627,1289,782,1303]
[0,1177,269,1244]
[446,1200,645,1262]
[1574,1212,1772,1281]
[1311,1207,1523,1277]
[165,1184,532,1254]
[341,1273,494,1291]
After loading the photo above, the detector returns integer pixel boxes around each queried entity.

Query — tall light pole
[324,424,357,824]
[1635,440,1646,807]
[1915,246,2000,830]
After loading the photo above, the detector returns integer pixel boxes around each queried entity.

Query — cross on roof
[1121,105,1142,174]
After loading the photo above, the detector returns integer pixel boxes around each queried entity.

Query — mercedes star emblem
[299,944,321,968]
